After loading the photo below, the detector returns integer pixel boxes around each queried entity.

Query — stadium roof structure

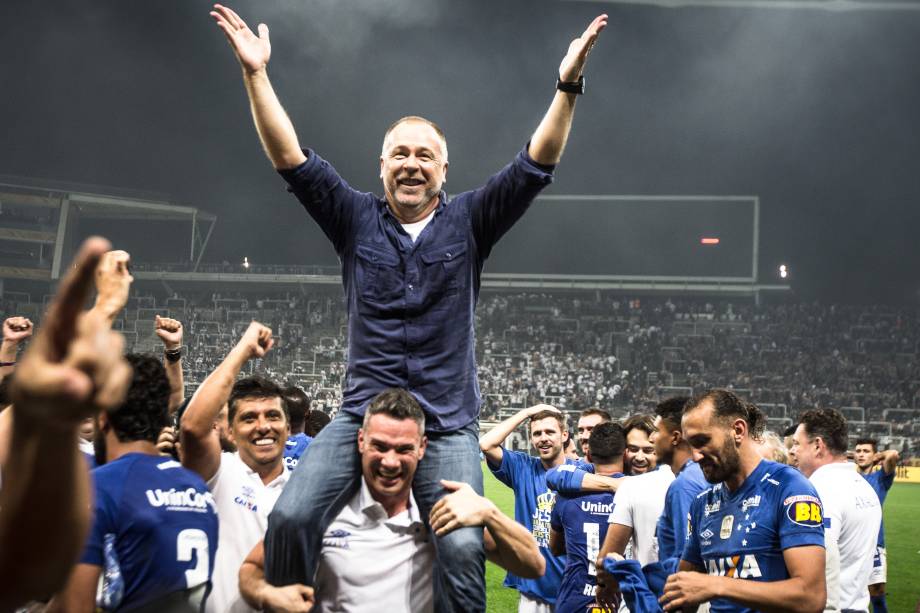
[0,176,216,280]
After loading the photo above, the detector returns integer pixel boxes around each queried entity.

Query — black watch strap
[556,75,585,95]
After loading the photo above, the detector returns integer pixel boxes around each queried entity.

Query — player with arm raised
[210,5,607,610]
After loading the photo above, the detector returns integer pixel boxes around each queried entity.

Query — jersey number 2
[177,529,210,588]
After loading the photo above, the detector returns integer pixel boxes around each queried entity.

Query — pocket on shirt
[419,241,466,304]
[355,243,402,305]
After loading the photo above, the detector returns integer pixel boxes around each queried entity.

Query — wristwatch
[556,75,585,95]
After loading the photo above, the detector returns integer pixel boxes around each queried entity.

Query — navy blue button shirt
[279,146,554,432]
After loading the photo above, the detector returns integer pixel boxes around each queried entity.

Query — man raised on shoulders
[210,5,607,610]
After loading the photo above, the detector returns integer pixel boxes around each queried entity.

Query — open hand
[429,480,496,537]
[559,14,608,82]
[211,4,271,74]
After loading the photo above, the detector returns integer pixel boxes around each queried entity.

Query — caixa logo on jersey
[783,495,823,527]
[146,488,217,513]
[706,554,762,579]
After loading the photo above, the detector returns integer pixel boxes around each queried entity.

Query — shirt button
[408,284,414,290]
[446,252,452,258]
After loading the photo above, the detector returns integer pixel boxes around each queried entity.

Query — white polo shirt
[206,452,290,613]
[314,478,435,612]
[608,465,674,565]
[809,461,881,612]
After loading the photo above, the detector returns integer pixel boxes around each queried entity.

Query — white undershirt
[400,210,436,242]
[608,465,675,565]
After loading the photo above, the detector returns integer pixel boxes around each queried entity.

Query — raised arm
[0,317,32,383]
[180,321,274,481]
[210,4,306,170]
[877,449,900,475]
[88,250,133,325]
[479,404,558,465]
[528,14,608,165]
[0,238,131,611]
[430,480,545,579]
[155,315,185,412]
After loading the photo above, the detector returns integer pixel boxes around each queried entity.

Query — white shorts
[867,546,887,585]
[519,593,554,613]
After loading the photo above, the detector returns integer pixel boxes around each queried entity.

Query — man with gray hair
[210,4,609,610]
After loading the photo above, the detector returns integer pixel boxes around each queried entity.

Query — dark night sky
[2,0,919,302]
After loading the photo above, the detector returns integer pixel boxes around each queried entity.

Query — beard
[699,437,741,484]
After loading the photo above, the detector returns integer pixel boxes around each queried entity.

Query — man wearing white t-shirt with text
[181,322,291,613]
[793,408,881,613]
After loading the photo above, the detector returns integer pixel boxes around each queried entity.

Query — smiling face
[359,413,427,503]
[624,428,657,475]
[231,396,289,470]
[379,120,448,222]
[530,416,567,465]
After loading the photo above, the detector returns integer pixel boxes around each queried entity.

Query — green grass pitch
[483,464,920,612]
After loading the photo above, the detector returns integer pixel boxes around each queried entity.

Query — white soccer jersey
[206,452,290,613]
[809,462,881,612]
[608,466,674,565]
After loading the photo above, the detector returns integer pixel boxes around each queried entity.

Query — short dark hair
[685,389,765,440]
[579,408,612,422]
[282,386,310,432]
[530,410,567,433]
[622,414,655,438]
[305,409,331,438]
[798,408,849,455]
[363,388,425,433]
[855,437,878,451]
[228,376,286,424]
[588,422,626,463]
[656,396,691,431]
[109,354,170,444]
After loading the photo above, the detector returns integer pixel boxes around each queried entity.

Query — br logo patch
[784,495,823,527]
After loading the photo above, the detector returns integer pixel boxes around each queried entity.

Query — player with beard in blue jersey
[853,437,899,613]
[49,354,219,613]
[482,404,572,612]
[550,422,626,613]
[659,390,827,613]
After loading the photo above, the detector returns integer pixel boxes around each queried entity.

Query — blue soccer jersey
[489,449,570,605]
[681,460,825,613]
[283,432,313,471]
[862,468,894,547]
[81,453,219,611]
[656,460,708,560]
[550,472,624,613]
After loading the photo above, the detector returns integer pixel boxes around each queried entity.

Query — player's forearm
[164,357,185,414]
[0,339,18,363]
[528,91,577,165]
[480,409,530,451]
[239,561,268,609]
[599,523,632,562]
[881,450,899,473]
[182,346,248,436]
[580,472,623,493]
[0,413,91,607]
[485,507,545,578]
[709,575,824,613]
[243,68,307,170]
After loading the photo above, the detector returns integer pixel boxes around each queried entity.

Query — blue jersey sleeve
[777,471,826,550]
[681,496,705,569]
[546,461,596,496]
[80,473,118,566]
[488,448,527,489]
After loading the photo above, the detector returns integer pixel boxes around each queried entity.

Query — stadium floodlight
[779,264,788,279]
[242,256,250,270]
